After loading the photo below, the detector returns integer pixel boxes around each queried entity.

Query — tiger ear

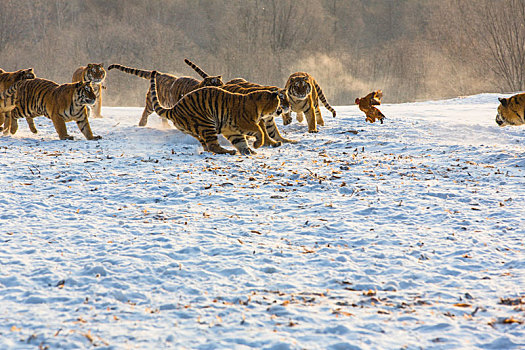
[499,97,508,107]
[99,63,104,67]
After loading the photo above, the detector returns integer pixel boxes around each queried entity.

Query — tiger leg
[200,128,236,155]
[76,113,101,140]
[223,132,256,155]
[93,85,103,118]
[265,117,298,144]
[138,91,154,127]
[304,101,318,133]
[227,120,264,155]
[25,116,38,134]
[0,113,4,132]
[296,112,304,123]
[314,102,324,126]
[9,115,18,135]
[49,115,74,140]
[282,111,292,125]
[259,119,281,147]
[198,139,209,151]
[3,114,12,135]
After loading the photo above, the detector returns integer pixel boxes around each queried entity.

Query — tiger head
[85,63,106,84]
[275,89,290,115]
[201,75,223,87]
[250,90,280,122]
[496,94,525,126]
[16,68,35,81]
[287,75,311,100]
[75,81,97,106]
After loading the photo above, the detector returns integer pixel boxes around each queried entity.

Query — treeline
[1,0,523,106]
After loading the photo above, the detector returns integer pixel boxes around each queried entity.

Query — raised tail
[184,58,209,79]
[149,71,169,118]
[314,81,337,118]
[0,80,21,113]
[107,63,153,79]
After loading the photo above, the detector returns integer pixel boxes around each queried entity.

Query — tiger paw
[281,138,298,144]
[91,135,102,140]
[61,135,75,140]
[138,117,148,127]
[308,129,318,133]
[240,148,256,156]
[282,115,292,125]
[263,138,281,147]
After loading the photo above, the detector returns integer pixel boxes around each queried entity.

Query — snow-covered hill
[1,94,523,349]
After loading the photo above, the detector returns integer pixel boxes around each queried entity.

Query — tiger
[72,63,106,119]
[355,90,386,124]
[184,58,295,146]
[219,84,295,147]
[496,93,525,126]
[283,72,337,133]
[150,70,280,155]
[108,63,223,127]
[0,78,100,140]
[0,68,36,131]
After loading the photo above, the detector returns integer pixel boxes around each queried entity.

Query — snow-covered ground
[0,94,523,349]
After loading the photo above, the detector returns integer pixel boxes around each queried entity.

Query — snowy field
[0,94,524,349]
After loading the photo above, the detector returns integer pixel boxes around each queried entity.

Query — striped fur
[72,63,106,118]
[496,93,525,126]
[0,78,99,140]
[221,84,295,146]
[108,63,223,126]
[150,71,280,155]
[183,59,295,145]
[284,72,336,133]
[0,68,35,131]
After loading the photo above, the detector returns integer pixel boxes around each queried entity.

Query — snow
[0,94,523,349]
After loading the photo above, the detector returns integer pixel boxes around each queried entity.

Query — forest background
[1,0,524,106]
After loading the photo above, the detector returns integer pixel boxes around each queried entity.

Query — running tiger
[0,78,100,140]
[0,68,36,131]
[108,63,223,126]
[283,72,336,133]
[496,93,525,126]
[150,70,280,155]
[220,83,295,147]
[184,58,295,146]
[72,63,106,118]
